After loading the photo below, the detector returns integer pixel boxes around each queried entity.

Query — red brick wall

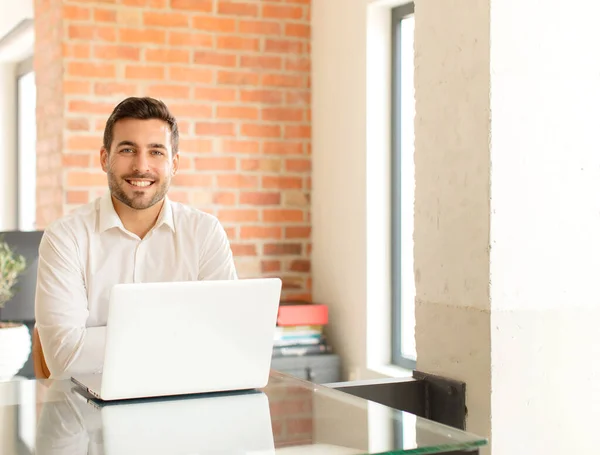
[33,0,312,301]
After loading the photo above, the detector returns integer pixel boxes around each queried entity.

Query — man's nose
[133,151,150,172]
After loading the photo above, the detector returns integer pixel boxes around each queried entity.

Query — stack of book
[272,301,332,357]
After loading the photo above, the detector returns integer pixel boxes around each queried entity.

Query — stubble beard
[108,171,170,210]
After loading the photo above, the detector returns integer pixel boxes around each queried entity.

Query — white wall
[312,0,412,380]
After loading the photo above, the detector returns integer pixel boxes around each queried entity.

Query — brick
[263,142,304,155]
[97,27,117,42]
[263,209,304,223]
[195,122,235,136]
[169,66,213,83]
[218,1,258,17]
[240,226,282,239]
[217,174,259,189]
[219,209,259,222]
[286,57,311,72]
[93,45,140,61]
[67,171,107,187]
[177,156,193,170]
[231,244,257,256]
[67,62,115,79]
[283,191,309,207]
[179,139,212,153]
[194,157,237,171]
[239,20,281,36]
[240,89,283,104]
[217,36,260,51]
[144,12,189,28]
[241,159,281,172]
[192,16,236,32]
[286,90,310,105]
[289,260,310,273]
[117,8,143,25]
[285,125,311,139]
[265,39,304,54]
[62,154,91,167]
[66,118,90,132]
[240,55,282,70]
[66,191,89,204]
[63,80,92,95]
[68,100,115,115]
[263,176,303,189]
[221,140,260,154]
[169,31,213,48]
[193,51,237,67]
[169,103,213,118]
[147,84,191,99]
[120,28,166,44]
[172,174,213,187]
[68,25,94,40]
[171,0,212,11]
[125,65,165,80]
[213,192,236,205]
[67,135,101,151]
[241,124,281,138]
[262,73,305,88]
[261,260,281,273]
[287,418,313,435]
[262,4,303,19]
[217,71,260,86]
[285,226,311,238]
[262,108,304,122]
[168,191,190,204]
[285,23,310,38]
[240,192,280,205]
[264,243,302,255]
[63,43,91,59]
[64,5,90,20]
[122,0,167,5]
[217,106,259,120]
[285,158,311,172]
[94,8,117,22]
[146,48,189,63]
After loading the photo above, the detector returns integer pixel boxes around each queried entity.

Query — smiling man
[34,97,237,379]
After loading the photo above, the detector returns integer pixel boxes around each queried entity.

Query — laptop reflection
[35,380,275,455]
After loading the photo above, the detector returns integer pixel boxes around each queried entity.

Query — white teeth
[129,180,152,187]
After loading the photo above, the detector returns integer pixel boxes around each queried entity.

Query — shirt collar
[98,191,175,234]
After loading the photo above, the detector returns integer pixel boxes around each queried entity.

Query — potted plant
[0,235,31,381]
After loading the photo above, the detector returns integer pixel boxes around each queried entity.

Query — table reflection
[35,380,276,455]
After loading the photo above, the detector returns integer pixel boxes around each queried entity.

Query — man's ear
[172,152,179,176]
[100,148,109,173]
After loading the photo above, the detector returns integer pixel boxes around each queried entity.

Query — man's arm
[34,228,105,379]
[198,219,238,281]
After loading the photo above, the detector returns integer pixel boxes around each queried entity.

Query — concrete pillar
[414,0,600,453]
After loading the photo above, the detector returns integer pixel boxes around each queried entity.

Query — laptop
[71,277,282,401]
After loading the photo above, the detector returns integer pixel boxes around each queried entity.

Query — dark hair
[103,97,179,154]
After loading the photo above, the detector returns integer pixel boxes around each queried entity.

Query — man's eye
[120,148,134,153]
[151,150,164,156]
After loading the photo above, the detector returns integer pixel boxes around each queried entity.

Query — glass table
[0,370,486,454]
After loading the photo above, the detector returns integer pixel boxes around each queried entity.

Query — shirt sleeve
[198,219,238,281]
[34,227,106,380]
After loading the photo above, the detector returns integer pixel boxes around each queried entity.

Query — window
[391,3,416,369]
[16,58,36,231]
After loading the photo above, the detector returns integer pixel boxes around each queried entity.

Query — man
[35,97,237,379]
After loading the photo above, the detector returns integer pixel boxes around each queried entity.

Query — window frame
[15,56,35,231]
[391,2,416,370]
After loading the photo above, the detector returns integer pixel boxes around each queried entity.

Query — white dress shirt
[35,191,237,379]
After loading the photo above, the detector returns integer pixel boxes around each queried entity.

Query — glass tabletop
[0,371,486,455]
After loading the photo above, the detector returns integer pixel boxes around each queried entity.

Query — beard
[107,170,170,210]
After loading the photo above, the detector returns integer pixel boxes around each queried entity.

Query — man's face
[100,118,179,210]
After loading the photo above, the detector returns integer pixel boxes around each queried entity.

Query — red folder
[277,304,328,326]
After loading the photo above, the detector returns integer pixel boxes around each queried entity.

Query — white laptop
[71,277,282,401]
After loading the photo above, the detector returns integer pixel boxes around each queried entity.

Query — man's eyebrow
[115,141,167,150]
[147,143,167,150]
